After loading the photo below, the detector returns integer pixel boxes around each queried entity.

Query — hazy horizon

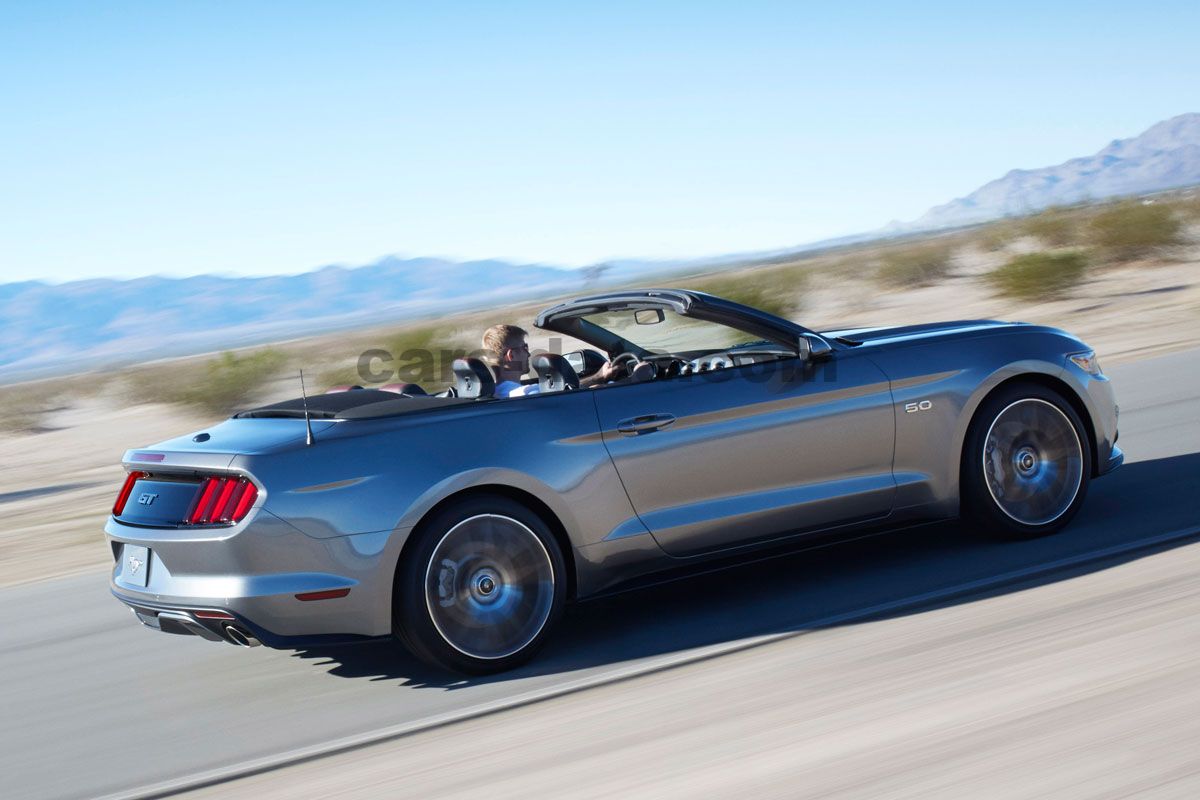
[2,1,1198,283]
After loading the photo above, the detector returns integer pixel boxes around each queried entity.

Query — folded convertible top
[235,389,476,420]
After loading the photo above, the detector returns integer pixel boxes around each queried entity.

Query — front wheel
[962,384,1092,538]
[394,495,566,674]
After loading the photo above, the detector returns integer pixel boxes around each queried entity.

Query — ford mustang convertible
[106,288,1121,673]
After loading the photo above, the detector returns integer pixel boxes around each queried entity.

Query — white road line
[103,523,1200,800]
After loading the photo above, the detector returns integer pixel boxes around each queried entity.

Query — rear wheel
[962,384,1091,538]
[395,495,566,674]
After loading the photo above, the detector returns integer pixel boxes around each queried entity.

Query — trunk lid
[121,417,334,471]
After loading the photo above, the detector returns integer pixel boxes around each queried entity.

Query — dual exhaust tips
[139,608,261,647]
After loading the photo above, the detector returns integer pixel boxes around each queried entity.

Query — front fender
[874,330,1080,517]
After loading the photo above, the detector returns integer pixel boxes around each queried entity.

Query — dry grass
[314,324,477,391]
[1090,200,1185,259]
[987,251,1089,300]
[1020,206,1086,247]
[124,348,288,416]
[976,221,1020,252]
[689,267,807,321]
[1174,195,1200,223]
[0,381,69,434]
[874,241,955,288]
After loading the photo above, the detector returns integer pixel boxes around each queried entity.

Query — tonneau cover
[236,389,477,420]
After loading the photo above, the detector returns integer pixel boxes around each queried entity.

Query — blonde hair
[481,324,527,363]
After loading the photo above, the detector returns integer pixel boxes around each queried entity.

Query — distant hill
[0,258,589,379]
[0,254,730,381]
[911,112,1200,229]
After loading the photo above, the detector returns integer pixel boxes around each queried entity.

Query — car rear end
[105,418,388,649]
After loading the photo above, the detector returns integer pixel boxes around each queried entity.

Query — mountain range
[0,257,706,380]
[3,113,1198,382]
[910,112,1200,229]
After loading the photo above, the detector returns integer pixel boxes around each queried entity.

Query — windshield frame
[535,289,817,357]
[574,308,771,356]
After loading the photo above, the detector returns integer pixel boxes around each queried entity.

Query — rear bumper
[115,591,261,646]
[105,511,410,644]
[110,590,385,648]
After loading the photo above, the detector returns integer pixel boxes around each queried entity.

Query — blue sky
[1,1,1197,283]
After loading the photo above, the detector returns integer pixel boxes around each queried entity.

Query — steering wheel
[609,352,658,383]
[610,352,641,377]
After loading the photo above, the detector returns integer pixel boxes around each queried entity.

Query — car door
[593,350,896,556]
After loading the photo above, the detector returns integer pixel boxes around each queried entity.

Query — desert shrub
[976,221,1018,252]
[0,381,66,434]
[1089,200,1184,259]
[689,268,806,320]
[987,251,1088,300]
[383,325,446,364]
[1020,207,1082,247]
[383,325,464,388]
[874,242,954,288]
[123,362,189,406]
[315,364,365,389]
[125,349,287,415]
[314,324,466,390]
[1171,196,1200,223]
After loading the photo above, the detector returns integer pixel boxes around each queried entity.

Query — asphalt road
[3,349,1199,800]
[186,515,1200,800]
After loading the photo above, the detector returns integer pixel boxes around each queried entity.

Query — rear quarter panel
[232,389,658,599]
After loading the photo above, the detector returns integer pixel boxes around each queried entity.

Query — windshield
[582,308,764,354]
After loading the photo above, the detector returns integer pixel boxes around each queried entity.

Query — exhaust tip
[224,625,261,647]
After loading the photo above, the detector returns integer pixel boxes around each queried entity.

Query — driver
[481,324,653,397]
[481,324,540,397]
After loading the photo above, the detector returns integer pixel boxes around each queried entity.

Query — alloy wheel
[424,513,557,660]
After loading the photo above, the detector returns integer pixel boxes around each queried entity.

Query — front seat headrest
[532,353,580,392]
[452,358,496,399]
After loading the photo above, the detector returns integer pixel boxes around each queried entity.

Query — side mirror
[801,333,833,361]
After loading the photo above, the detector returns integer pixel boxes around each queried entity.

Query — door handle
[616,413,676,435]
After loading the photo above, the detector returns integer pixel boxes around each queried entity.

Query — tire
[962,383,1092,539]
[394,494,567,674]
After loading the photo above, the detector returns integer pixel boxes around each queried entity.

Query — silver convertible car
[106,288,1121,673]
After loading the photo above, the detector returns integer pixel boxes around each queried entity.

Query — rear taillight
[113,471,148,516]
[186,476,258,525]
[230,482,259,521]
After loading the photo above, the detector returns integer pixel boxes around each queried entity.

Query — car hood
[820,319,1023,347]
